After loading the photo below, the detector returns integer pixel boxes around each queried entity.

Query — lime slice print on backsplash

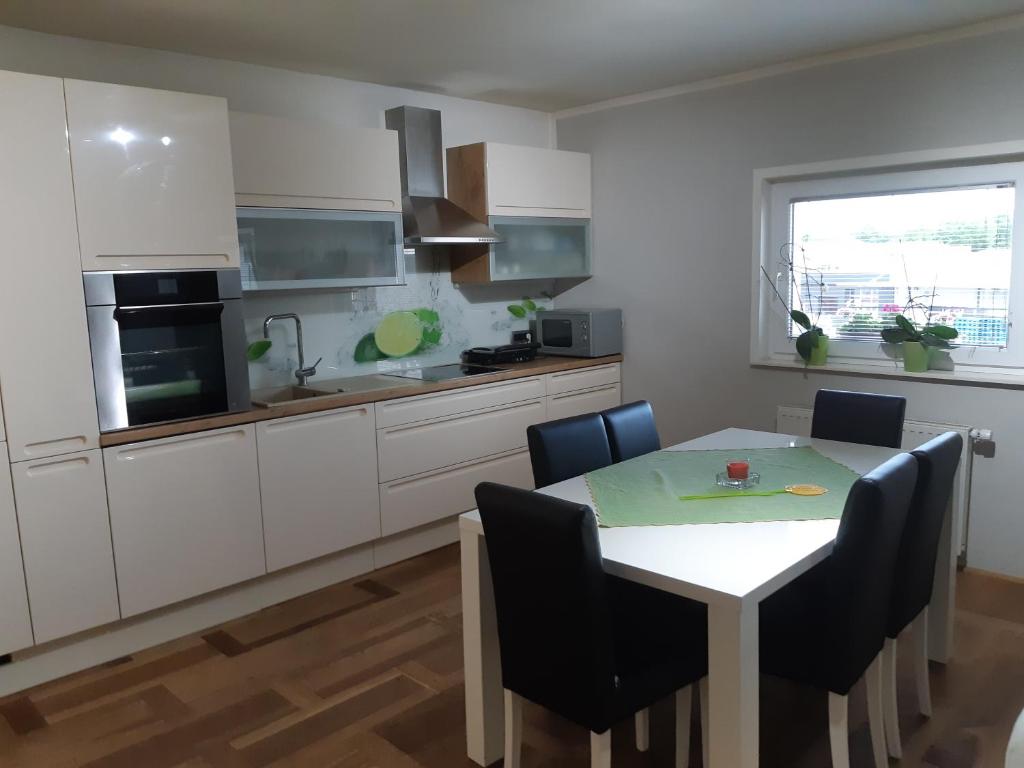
[374,311,425,357]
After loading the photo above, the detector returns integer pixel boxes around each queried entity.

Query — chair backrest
[811,389,907,448]
[475,482,617,720]
[527,412,613,487]
[825,451,918,692]
[601,401,661,463]
[888,431,963,637]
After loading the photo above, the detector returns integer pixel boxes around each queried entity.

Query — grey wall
[557,27,1024,577]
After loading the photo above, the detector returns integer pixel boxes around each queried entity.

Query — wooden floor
[1,545,1022,767]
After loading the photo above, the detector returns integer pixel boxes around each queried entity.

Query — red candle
[727,461,750,480]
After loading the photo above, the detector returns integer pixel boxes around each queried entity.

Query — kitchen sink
[251,385,327,408]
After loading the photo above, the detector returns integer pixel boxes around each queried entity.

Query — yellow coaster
[785,484,828,496]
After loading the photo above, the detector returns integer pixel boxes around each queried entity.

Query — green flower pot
[808,335,829,366]
[902,341,929,372]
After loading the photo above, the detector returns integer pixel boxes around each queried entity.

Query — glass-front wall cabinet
[488,216,591,281]
[236,207,405,291]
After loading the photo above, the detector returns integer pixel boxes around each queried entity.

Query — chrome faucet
[263,313,321,386]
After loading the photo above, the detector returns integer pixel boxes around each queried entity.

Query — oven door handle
[114,302,225,325]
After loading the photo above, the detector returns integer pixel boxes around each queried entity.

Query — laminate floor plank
[0,545,1021,767]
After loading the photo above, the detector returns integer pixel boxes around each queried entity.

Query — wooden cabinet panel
[377,399,544,483]
[230,112,402,212]
[380,448,533,537]
[0,442,33,654]
[0,71,100,461]
[375,378,544,429]
[546,363,621,396]
[65,79,239,270]
[104,425,264,617]
[11,450,120,644]
[545,384,622,422]
[486,143,591,218]
[257,406,380,572]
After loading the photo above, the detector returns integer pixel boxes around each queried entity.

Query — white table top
[460,428,901,606]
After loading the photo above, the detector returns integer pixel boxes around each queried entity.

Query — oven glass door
[114,303,229,427]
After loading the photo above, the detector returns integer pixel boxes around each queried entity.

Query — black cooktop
[384,363,505,382]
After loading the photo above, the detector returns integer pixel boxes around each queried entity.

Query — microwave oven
[536,309,622,358]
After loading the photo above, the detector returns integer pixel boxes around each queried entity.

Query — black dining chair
[881,432,963,759]
[475,482,709,768]
[759,452,918,768]
[810,389,907,448]
[526,412,613,488]
[601,401,661,463]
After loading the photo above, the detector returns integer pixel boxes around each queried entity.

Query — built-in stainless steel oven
[84,269,251,432]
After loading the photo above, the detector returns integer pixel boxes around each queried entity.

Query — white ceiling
[2,0,1024,112]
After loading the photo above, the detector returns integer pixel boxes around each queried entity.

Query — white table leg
[929,497,956,662]
[707,598,759,768]
[461,528,504,766]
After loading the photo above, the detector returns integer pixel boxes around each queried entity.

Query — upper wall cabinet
[65,79,240,271]
[448,142,591,219]
[0,70,100,461]
[229,111,402,212]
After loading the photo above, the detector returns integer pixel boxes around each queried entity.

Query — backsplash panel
[244,251,553,389]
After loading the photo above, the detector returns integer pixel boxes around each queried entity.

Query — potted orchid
[760,244,829,366]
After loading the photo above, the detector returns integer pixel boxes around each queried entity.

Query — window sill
[750,358,1024,391]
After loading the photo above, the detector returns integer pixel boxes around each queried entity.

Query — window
[756,156,1024,371]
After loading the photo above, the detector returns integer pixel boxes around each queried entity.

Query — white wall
[556,25,1024,577]
[0,25,556,385]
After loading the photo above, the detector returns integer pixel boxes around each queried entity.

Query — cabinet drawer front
[380,448,533,537]
[12,449,120,644]
[105,425,264,617]
[257,406,380,572]
[546,384,622,422]
[0,442,33,654]
[546,364,621,396]
[486,143,591,218]
[375,377,544,428]
[378,399,544,482]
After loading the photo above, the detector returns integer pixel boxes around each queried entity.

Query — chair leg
[882,637,903,759]
[675,685,692,768]
[913,607,933,717]
[828,692,850,768]
[590,729,612,768]
[635,707,650,752]
[865,654,888,768]
[504,689,522,768]
[698,676,710,768]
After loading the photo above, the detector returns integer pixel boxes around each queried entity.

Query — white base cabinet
[257,405,380,572]
[11,450,120,644]
[545,383,622,421]
[0,443,33,655]
[104,425,265,618]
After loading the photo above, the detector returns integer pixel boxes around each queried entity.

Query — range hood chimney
[384,106,501,246]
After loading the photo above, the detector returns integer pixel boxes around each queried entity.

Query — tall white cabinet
[0,442,33,655]
[65,79,239,271]
[0,70,101,462]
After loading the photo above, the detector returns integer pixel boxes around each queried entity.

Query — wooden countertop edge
[98,355,624,447]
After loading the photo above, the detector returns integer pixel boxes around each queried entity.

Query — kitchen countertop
[98,354,623,447]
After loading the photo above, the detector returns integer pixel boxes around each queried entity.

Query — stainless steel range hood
[384,106,500,246]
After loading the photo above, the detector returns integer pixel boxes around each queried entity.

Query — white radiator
[777,405,977,662]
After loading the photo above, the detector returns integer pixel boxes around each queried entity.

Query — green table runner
[584,446,860,527]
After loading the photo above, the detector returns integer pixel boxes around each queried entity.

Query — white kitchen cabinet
[257,405,380,572]
[546,363,621,396]
[65,79,239,271]
[0,70,100,461]
[448,142,591,219]
[375,377,545,429]
[380,448,533,537]
[0,442,34,655]
[0,387,5,442]
[104,425,265,617]
[377,399,545,483]
[546,383,622,422]
[230,111,402,212]
[10,450,120,644]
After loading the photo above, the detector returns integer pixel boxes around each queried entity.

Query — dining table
[459,427,959,767]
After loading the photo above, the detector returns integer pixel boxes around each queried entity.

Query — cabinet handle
[24,454,91,477]
[23,435,90,457]
[117,428,247,459]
